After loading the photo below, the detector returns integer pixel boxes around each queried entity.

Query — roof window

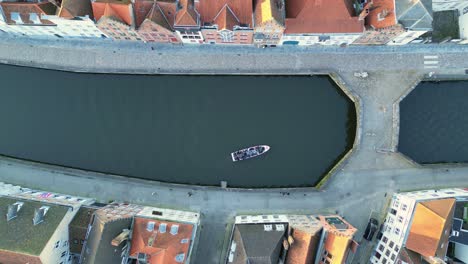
[159,223,167,233]
[6,201,24,221]
[175,253,185,263]
[146,221,155,232]
[33,206,50,225]
[170,225,179,235]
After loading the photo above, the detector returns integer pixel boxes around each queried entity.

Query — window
[388,217,394,224]
[61,251,67,257]
[397,216,403,223]
[375,252,381,259]
[55,241,60,249]
[394,200,399,208]
[385,249,390,257]
[395,228,400,235]
[390,209,397,215]
[391,254,396,261]
[382,236,388,243]
[389,241,394,249]
[378,244,384,252]
[401,204,407,211]
[394,245,400,252]
[382,258,387,264]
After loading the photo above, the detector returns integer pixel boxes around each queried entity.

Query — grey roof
[396,0,433,30]
[80,213,132,264]
[0,196,70,256]
[432,10,460,42]
[231,223,287,264]
[69,206,98,254]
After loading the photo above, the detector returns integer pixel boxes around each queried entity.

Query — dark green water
[0,65,355,187]
[399,81,468,163]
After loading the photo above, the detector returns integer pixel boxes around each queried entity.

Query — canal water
[399,81,468,164]
[0,65,355,187]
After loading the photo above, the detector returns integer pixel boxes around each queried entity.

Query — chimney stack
[33,206,50,225]
[6,202,24,221]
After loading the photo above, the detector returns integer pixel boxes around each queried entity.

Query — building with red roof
[128,206,200,264]
[281,0,367,45]
[173,0,203,44]
[136,0,181,43]
[198,0,254,44]
[91,0,143,41]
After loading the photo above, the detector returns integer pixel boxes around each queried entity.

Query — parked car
[363,218,379,241]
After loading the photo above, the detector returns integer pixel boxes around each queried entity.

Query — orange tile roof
[213,5,239,30]
[0,2,57,25]
[198,0,252,28]
[406,198,455,258]
[174,0,199,26]
[366,0,397,29]
[129,217,194,264]
[139,3,174,31]
[284,0,364,34]
[92,1,133,25]
[287,229,321,264]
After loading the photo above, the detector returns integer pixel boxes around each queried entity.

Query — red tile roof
[129,217,194,264]
[0,2,56,25]
[134,0,154,27]
[366,0,397,29]
[198,0,252,28]
[92,1,133,25]
[213,5,239,30]
[58,0,94,19]
[174,0,199,26]
[285,0,364,34]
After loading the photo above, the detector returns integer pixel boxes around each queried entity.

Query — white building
[0,181,23,195]
[0,15,107,39]
[433,0,468,40]
[370,188,468,264]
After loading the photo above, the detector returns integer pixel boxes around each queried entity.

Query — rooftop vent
[170,225,179,235]
[137,252,149,264]
[146,221,155,232]
[152,210,162,216]
[33,206,50,225]
[6,202,24,221]
[264,224,272,231]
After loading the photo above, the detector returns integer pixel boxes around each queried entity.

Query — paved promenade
[0,36,467,263]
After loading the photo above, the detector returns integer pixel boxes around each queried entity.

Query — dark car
[363,218,379,241]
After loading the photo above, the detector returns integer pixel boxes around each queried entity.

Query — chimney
[33,206,50,225]
[137,252,149,264]
[6,202,24,221]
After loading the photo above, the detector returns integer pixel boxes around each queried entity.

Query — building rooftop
[396,0,432,30]
[58,0,94,19]
[285,0,364,34]
[366,0,397,29]
[69,206,98,254]
[0,2,56,25]
[92,0,133,25]
[174,0,199,27]
[81,203,143,264]
[134,0,154,27]
[253,0,284,26]
[139,2,174,31]
[406,198,455,258]
[129,217,195,264]
[198,0,252,30]
[286,215,322,264]
[229,222,287,264]
[0,196,70,256]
